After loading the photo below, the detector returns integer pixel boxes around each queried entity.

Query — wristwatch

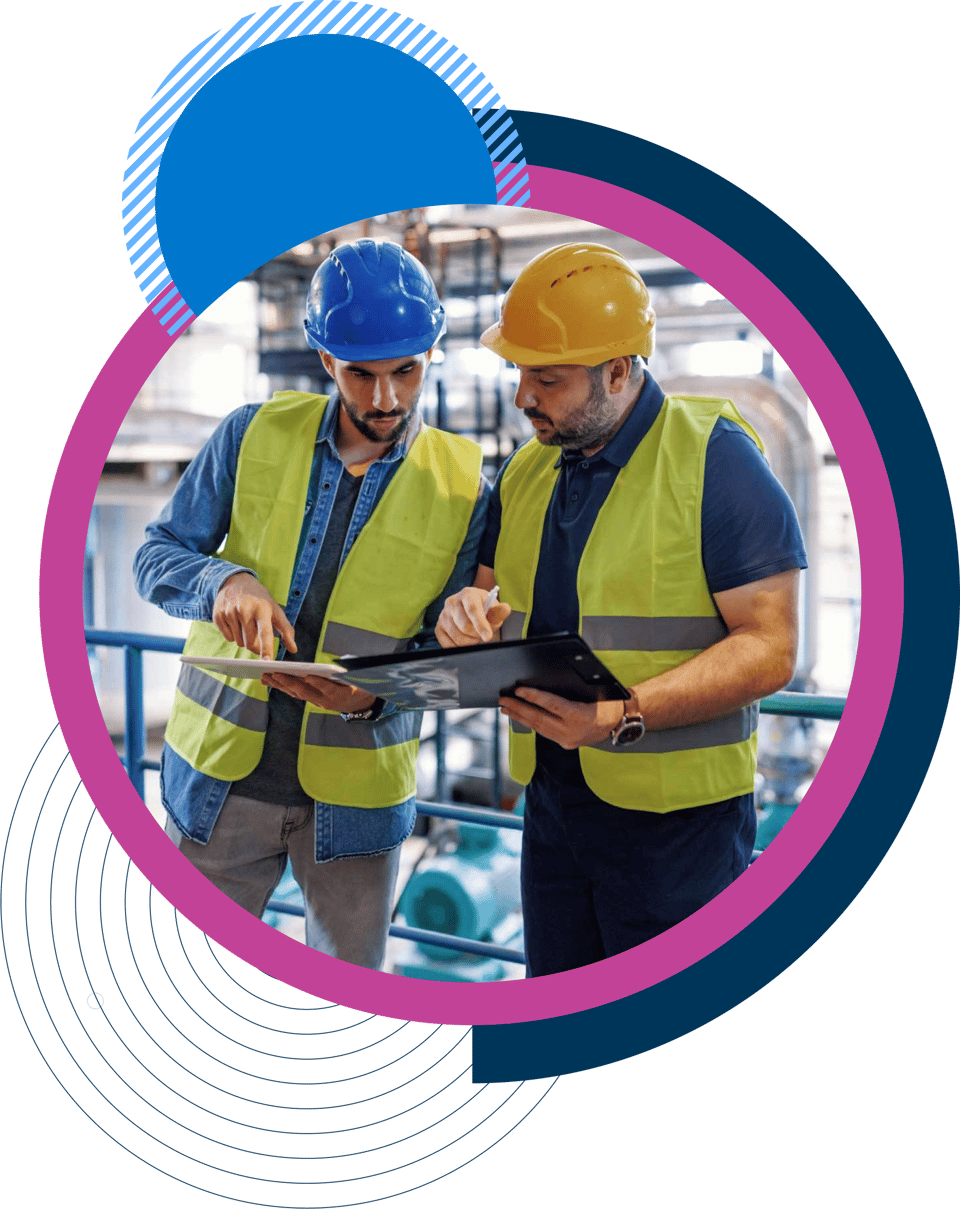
[609,703,646,747]
[341,697,386,722]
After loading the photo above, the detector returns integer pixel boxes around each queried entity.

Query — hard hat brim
[305,321,445,362]
[480,321,651,367]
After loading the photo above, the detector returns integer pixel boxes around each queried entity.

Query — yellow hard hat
[481,243,656,366]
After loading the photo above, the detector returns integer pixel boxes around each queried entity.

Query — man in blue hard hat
[135,240,489,969]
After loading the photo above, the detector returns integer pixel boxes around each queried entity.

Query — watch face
[614,723,646,747]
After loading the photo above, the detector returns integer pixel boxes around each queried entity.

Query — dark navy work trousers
[521,766,757,977]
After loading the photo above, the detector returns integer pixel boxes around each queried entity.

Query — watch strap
[609,700,645,746]
[341,696,386,722]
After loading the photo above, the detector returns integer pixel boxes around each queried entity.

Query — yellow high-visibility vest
[495,395,764,812]
[165,391,483,807]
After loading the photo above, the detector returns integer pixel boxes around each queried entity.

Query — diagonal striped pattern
[124,3,530,333]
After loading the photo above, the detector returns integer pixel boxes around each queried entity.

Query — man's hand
[437,586,512,648]
[498,687,626,749]
[213,572,297,659]
[261,672,377,714]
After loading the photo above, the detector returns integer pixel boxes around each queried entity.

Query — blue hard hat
[303,239,445,360]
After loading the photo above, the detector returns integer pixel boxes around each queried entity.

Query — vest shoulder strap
[499,437,557,502]
[663,394,765,454]
[220,392,330,602]
[409,424,485,486]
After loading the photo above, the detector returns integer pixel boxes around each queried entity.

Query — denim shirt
[134,393,489,862]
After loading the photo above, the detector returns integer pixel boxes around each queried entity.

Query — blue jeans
[521,767,757,977]
[165,793,402,969]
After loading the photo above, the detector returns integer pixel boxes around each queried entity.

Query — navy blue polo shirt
[478,372,808,790]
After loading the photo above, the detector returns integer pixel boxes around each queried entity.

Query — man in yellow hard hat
[437,243,808,976]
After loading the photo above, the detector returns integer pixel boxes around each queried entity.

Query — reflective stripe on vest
[176,661,269,732]
[164,392,482,805]
[508,701,759,751]
[495,394,764,812]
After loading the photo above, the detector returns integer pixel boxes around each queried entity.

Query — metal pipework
[660,374,821,682]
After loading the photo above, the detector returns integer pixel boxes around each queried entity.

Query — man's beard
[524,376,618,451]
[341,394,418,443]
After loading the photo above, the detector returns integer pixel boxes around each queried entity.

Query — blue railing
[86,627,845,968]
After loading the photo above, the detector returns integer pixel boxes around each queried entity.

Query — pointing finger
[272,602,297,654]
[255,610,276,660]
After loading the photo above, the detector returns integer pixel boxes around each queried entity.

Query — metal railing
[86,627,846,967]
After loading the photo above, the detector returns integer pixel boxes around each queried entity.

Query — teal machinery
[394,817,523,982]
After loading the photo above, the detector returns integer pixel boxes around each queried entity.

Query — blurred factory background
[86,204,859,980]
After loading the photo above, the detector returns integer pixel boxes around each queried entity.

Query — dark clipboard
[337,632,629,710]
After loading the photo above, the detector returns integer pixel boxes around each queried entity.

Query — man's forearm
[133,405,258,619]
[133,535,255,620]
[629,627,795,730]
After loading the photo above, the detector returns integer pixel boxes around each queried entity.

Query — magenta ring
[42,165,901,1024]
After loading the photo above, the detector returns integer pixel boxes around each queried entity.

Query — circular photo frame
[40,31,959,1079]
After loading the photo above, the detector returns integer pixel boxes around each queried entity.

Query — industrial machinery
[393,817,523,981]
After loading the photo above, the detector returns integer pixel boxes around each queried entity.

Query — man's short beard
[341,396,417,443]
[529,374,619,451]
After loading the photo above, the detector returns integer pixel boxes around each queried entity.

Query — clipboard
[338,633,628,710]
[180,633,628,711]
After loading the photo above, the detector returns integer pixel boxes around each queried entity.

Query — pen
[483,585,500,613]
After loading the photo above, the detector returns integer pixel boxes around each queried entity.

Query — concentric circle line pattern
[73,805,370,1142]
[175,918,377,1032]
[81,807,478,1136]
[201,933,342,1009]
[94,822,464,1097]
[48,830,530,1190]
[20,761,211,1179]
[124,2,530,334]
[164,898,410,1044]
[5,725,561,1199]
[117,841,449,1084]
[170,915,379,1034]
[82,851,481,1140]
[102,856,472,1113]
[145,883,415,1058]
[72,848,491,1164]
[0,1027,551,1209]
[1,722,60,848]
[123,881,454,1087]
[57,794,276,1162]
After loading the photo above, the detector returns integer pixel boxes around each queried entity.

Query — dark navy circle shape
[470,110,960,1081]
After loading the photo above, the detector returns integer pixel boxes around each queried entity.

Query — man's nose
[514,374,535,410]
[372,377,398,411]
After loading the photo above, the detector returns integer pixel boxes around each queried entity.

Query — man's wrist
[608,693,646,747]
[206,564,258,614]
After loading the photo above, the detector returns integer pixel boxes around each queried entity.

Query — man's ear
[607,356,632,394]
